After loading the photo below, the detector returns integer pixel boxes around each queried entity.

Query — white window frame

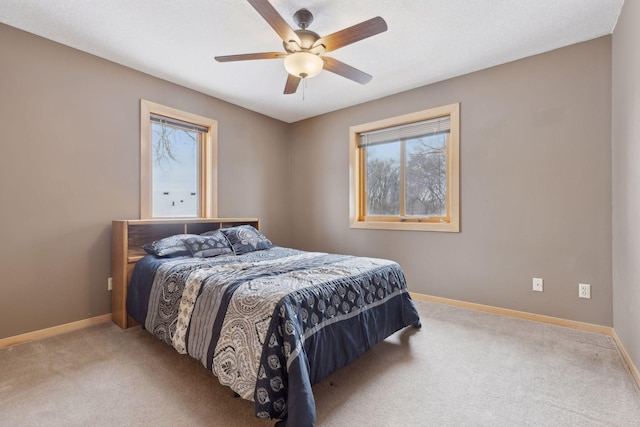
[349,103,460,232]
[140,99,218,219]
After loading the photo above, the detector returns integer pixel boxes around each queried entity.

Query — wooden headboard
[111,218,260,328]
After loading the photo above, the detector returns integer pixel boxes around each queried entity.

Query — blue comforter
[128,247,421,426]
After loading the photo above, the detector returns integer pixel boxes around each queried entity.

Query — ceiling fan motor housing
[284,29,321,52]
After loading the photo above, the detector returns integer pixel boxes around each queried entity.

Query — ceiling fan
[215,0,388,95]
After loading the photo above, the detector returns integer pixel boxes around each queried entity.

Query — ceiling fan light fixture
[284,51,323,78]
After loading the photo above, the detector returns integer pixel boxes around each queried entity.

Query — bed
[111,218,421,426]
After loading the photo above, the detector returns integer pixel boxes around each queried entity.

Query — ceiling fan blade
[322,56,372,84]
[215,52,286,62]
[247,0,301,48]
[314,17,387,53]
[284,74,301,94]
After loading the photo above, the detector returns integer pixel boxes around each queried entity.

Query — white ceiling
[0,0,624,123]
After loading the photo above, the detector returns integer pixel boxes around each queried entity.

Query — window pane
[365,141,400,216]
[405,134,447,217]
[151,123,199,217]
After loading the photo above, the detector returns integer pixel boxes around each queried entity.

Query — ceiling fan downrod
[293,8,313,30]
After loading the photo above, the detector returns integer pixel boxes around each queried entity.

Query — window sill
[349,219,459,232]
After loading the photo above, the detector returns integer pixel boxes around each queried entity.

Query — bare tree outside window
[366,142,400,215]
[405,136,447,216]
[364,134,447,219]
[153,123,196,166]
[151,123,199,217]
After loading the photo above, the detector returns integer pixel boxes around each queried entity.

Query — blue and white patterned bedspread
[129,247,421,426]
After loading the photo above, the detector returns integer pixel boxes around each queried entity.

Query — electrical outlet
[108,277,113,291]
[533,278,543,292]
[579,283,591,299]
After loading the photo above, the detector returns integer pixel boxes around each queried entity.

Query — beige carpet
[1,300,639,426]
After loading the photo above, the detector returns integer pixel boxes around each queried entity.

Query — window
[140,100,217,219]
[349,103,460,232]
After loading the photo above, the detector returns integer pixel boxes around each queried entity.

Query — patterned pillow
[220,225,273,255]
[185,231,233,258]
[142,234,194,257]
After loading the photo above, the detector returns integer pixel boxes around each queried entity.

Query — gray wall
[0,24,291,339]
[612,1,640,373]
[289,37,613,326]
